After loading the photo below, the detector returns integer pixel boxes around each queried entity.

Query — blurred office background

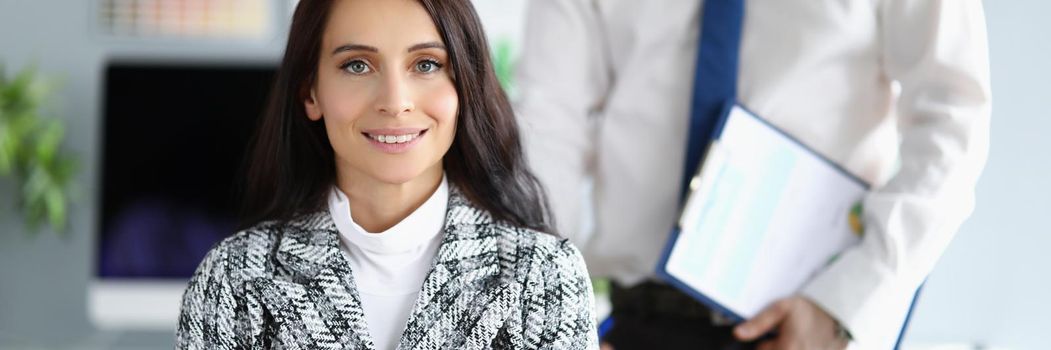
[0,0,1047,348]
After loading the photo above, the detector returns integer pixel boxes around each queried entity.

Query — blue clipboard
[648,100,922,348]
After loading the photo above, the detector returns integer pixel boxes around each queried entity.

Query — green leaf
[10,65,46,108]
[0,122,15,174]
[46,187,66,231]
[491,37,515,94]
[0,64,78,236]
[35,119,63,164]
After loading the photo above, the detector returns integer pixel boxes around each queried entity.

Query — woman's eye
[415,59,442,74]
[342,60,371,74]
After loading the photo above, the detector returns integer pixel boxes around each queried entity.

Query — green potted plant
[0,65,79,235]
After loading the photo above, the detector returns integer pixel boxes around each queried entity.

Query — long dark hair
[239,0,555,234]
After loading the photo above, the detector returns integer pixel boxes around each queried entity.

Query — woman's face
[305,0,458,186]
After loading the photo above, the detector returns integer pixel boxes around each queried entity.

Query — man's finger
[734,299,792,341]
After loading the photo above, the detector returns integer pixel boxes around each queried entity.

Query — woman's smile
[362,127,429,154]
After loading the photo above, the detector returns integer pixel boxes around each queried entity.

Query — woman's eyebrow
[407,42,445,53]
[332,43,378,55]
[331,42,445,56]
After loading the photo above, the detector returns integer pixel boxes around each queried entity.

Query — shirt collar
[328,174,449,254]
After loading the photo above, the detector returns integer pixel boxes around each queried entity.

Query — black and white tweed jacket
[176,187,598,350]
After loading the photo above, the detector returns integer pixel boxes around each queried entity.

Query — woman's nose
[375,74,415,117]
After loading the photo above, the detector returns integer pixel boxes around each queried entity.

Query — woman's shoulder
[209,211,330,259]
[484,221,587,277]
[512,225,579,258]
[214,221,282,256]
[189,217,303,284]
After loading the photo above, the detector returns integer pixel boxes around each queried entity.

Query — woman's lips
[361,128,428,154]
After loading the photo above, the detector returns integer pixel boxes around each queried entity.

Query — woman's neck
[335,164,444,234]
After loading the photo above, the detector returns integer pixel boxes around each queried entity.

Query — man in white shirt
[514,0,990,349]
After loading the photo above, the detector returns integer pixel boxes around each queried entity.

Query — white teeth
[371,132,420,144]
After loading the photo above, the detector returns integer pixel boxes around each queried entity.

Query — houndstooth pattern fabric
[175,186,599,350]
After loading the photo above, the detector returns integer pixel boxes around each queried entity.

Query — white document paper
[663,105,867,319]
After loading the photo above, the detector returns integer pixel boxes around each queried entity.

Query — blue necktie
[597,0,749,337]
[600,2,748,338]
[680,0,745,198]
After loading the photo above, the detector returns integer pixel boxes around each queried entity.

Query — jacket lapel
[397,188,518,350]
[254,212,377,350]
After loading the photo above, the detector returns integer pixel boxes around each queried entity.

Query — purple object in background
[99,199,232,277]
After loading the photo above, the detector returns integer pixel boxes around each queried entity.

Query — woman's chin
[368,167,434,186]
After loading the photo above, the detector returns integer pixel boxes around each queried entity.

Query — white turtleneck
[327,175,449,350]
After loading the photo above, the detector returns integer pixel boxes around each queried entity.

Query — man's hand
[733,296,848,350]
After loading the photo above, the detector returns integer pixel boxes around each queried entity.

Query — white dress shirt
[327,176,448,350]
[515,0,990,348]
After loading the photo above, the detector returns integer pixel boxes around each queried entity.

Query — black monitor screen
[98,62,275,278]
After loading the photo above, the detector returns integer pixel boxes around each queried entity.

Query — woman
[175,0,598,349]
